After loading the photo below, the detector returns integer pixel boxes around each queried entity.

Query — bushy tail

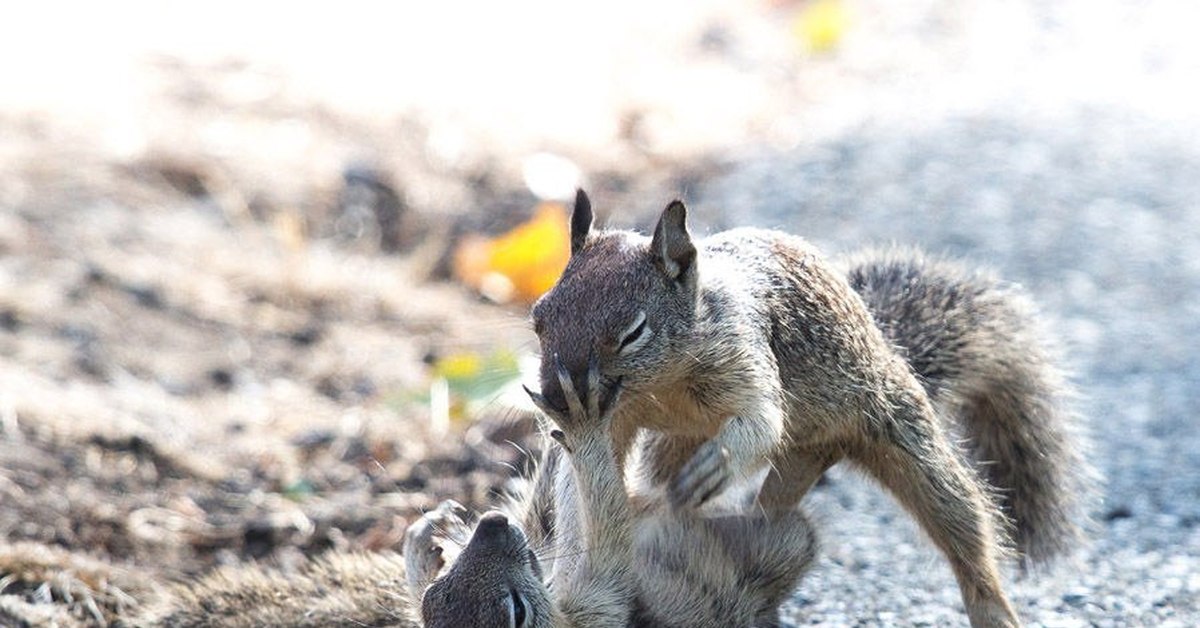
[844,248,1097,566]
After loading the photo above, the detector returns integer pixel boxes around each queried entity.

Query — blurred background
[1,0,1197,625]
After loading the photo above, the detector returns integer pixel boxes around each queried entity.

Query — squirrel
[415,360,817,627]
[527,190,1095,627]
[138,374,815,628]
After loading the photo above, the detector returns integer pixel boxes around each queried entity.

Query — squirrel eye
[509,589,527,628]
[617,311,649,355]
[527,547,543,580]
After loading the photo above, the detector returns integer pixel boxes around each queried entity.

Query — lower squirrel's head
[421,511,551,628]
[531,190,699,411]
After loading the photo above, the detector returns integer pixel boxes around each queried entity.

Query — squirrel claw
[553,354,587,421]
[524,384,558,419]
[431,499,468,521]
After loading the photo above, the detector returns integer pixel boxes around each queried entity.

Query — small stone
[1063,591,1088,607]
[1103,505,1134,521]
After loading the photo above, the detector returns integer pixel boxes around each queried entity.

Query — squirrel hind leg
[706,509,818,618]
[630,508,817,627]
[853,419,1020,627]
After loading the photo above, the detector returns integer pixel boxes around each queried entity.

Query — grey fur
[140,552,419,627]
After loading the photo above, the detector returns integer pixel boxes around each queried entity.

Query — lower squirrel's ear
[651,200,697,282]
[570,189,593,255]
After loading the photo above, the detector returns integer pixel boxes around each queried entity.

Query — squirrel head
[421,511,551,628]
[530,190,700,411]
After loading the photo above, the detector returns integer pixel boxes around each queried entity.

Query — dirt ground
[0,143,555,623]
[3,0,1198,625]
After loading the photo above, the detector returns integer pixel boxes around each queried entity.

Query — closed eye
[527,548,543,580]
[617,311,650,355]
[508,588,527,628]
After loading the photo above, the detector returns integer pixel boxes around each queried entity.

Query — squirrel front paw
[525,354,621,451]
[404,500,468,596]
[669,440,732,509]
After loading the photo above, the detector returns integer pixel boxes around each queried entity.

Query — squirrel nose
[475,512,510,537]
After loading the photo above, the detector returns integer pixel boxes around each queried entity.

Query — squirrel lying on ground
[415,360,816,627]
[527,190,1095,627]
[141,383,815,628]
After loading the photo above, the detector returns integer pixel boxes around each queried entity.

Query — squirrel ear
[570,189,593,255]
[651,200,696,281]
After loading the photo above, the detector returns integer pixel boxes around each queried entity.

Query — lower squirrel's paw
[669,440,732,509]
[404,500,468,587]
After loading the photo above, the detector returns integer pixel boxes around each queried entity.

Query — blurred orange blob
[453,202,570,304]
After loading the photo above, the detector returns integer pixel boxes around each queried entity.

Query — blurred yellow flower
[794,0,849,53]
[433,352,484,381]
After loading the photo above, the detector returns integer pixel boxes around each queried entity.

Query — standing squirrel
[528,190,1095,627]
[415,361,817,627]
